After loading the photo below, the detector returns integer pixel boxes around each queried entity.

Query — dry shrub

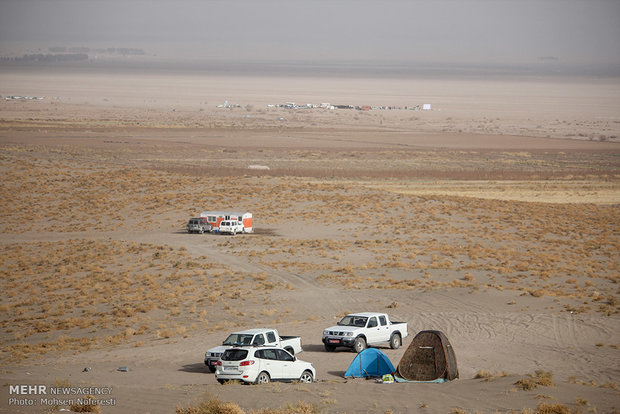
[474,370,494,380]
[176,397,244,414]
[515,371,554,390]
[156,328,176,339]
[253,401,321,414]
[474,370,508,381]
[535,402,570,414]
[534,370,554,387]
[175,399,321,414]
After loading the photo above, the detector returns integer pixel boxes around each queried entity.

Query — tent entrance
[411,347,436,381]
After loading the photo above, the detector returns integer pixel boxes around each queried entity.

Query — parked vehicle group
[203,313,409,385]
[186,211,253,235]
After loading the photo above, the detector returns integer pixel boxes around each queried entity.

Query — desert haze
[0,62,619,414]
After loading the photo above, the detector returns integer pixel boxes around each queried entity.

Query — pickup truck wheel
[324,344,336,352]
[299,370,314,383]
[208,365,216,373]
[255,371,270,384]
[389,333,401,349]
[353,337,367,353]
[284,347,294,355]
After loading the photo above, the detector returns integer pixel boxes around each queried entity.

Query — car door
[364,316,384,345]
[258,348,283,379]
[275,349,297,380]
[378,315,391,342]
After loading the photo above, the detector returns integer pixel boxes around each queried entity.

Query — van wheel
[299,370,314,383]
[255,371,270,384]
[389,333,401,349]
[353,337,366,353]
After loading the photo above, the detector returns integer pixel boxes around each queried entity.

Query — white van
[218,220,244,235]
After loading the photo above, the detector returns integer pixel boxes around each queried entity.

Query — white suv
[215,347,315,384]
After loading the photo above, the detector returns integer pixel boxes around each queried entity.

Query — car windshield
[337,315,368,327]
[222,334,254,346]
[221,349,248,361]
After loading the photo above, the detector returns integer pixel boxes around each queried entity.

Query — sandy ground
[0,63,619,414]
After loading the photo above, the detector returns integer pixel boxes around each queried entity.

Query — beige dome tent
[396,330,458,382]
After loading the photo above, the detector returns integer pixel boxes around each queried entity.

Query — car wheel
[255,371,270,384]
[353,337,366,353]
[389,333,401,350]
[299,370,314,383]
[324,344,336,352]
[217,379,228,384]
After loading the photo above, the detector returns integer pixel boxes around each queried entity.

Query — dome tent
[344,348,396,378]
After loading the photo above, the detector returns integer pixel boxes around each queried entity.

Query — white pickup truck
[204,328,303,372]
[322,312,408,353]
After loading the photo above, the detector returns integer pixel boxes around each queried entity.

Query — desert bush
[535,402,570,414]
[516,371,554,390]
[176,397,244,414]
[175,399,322,414]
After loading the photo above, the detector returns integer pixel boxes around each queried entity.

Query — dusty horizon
[1,0,619,77]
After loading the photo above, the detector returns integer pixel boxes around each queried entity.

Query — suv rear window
[221,349,248,361]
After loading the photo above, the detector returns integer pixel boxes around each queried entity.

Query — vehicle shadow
[302,344,329,352]
[328,371,346,377]
[179,363,210,373]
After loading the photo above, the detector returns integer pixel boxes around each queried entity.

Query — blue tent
[344,348,395,378]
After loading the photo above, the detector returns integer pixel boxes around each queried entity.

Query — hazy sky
[1,0,619,69]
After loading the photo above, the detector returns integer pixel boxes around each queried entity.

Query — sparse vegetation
[176,398,321,414]
[0,104,618,414]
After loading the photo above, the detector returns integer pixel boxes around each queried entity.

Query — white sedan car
[215,347,316,384]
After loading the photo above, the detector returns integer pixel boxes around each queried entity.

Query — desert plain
[0,61,619,414]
